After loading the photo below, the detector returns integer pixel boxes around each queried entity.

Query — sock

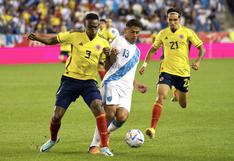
[150,102,162,129]
[90,120,112,147]
[50,118,61,141]
[108,119,125,133]
[90,127,100,147]
[96,113,109,147]
[98,70,106,80]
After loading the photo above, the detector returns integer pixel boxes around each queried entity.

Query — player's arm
[191,45,205,70]
[139,31,162,75]
[139,45,160,75]
[28,33,59,45]
[133,80,148,93]
[102,47,118,71]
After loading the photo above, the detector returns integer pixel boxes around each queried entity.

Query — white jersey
[102,36,140,97]
[110,27,120,37]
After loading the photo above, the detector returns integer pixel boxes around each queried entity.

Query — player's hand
[103,47,110,55]
[191,61,200,70]
[110,48,119,56]
[135,84,148,93]
[28,33,37,41]
[103,47,119,56]
[139,66,145,75]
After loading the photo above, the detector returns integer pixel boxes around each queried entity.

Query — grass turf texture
[0,59,234,161]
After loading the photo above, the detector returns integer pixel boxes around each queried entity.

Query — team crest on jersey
[179,34,184,39]
[107,96,112,102]
[96,45,101,51]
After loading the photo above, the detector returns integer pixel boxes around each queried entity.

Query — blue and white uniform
[110,27,120,37]
[102,36,140,111]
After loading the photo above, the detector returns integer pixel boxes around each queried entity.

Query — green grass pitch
[0,59,234,161]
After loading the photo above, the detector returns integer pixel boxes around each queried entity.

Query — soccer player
[139,8,205,139]
[106,18,120,38]
[98,19,117,80]
[28,13,114,156]
[88,19,148,154]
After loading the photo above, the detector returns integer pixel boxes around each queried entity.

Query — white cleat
[100,147,114,156]
[39,137,60,152]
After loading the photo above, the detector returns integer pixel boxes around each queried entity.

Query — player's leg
[40,106,66,152]
[170,86,178,102]
[176,90,187,108]
[108,107,129,132]
[146,83,170,139]
[173,76,189,108]
[83,81,113,156]
[89,105,117,154]
[40,76,75,152]
[107,94,131,133]
[98,63,106,80]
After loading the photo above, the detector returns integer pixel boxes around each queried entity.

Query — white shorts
[102,83,133,112]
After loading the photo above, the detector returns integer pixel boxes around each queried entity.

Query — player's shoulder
[158,28,169,36]
[181,26,195,33]
[97,33,108,40]
[60,30,85,37]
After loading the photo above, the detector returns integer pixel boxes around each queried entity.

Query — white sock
[89,121,121,148]
[89,126,100,147]
[108,122,118,133]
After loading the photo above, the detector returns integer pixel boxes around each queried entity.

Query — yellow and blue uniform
[57,31,110,81]
[55,31,110,108]
[153,25,202,77]
[153,25,202,92]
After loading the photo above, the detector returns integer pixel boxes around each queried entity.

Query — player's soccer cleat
[88,146,100,154]
[170,96,178,102]
[145,128,155,139]
[100,147,114,156]
[39,137,60,152]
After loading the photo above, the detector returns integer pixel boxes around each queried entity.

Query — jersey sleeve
[57,31,78,44]
[152,31,163,48]
[188,29,203,47]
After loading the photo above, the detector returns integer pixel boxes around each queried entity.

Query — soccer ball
[125,129,144,147]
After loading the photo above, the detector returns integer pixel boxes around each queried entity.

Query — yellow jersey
[153,26,202,77]
[60,43,71,52]
[57,31,110,81]
[99,28,115,42]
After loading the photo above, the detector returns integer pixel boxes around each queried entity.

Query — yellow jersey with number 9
[153,26,202,77]
[57,31,110,81]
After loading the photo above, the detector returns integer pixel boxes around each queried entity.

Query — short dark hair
[126,19,142,29]
[100,19,107,23]
[167,8,181,17]
[85,13,99,20]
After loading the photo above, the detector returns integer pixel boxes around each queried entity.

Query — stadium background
[0,0,234,161]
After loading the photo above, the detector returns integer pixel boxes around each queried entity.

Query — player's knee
[52,115,61,123]
[157,95,167,105]
[116,114,128,122]
[90,99,104,115]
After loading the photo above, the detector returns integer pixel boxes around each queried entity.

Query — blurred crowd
[0,0,225,35]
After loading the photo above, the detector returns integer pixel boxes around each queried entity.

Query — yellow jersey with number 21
[153,25,202,77]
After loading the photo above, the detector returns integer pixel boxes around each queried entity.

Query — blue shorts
[157,72,190,93]
[55,76,102,109]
